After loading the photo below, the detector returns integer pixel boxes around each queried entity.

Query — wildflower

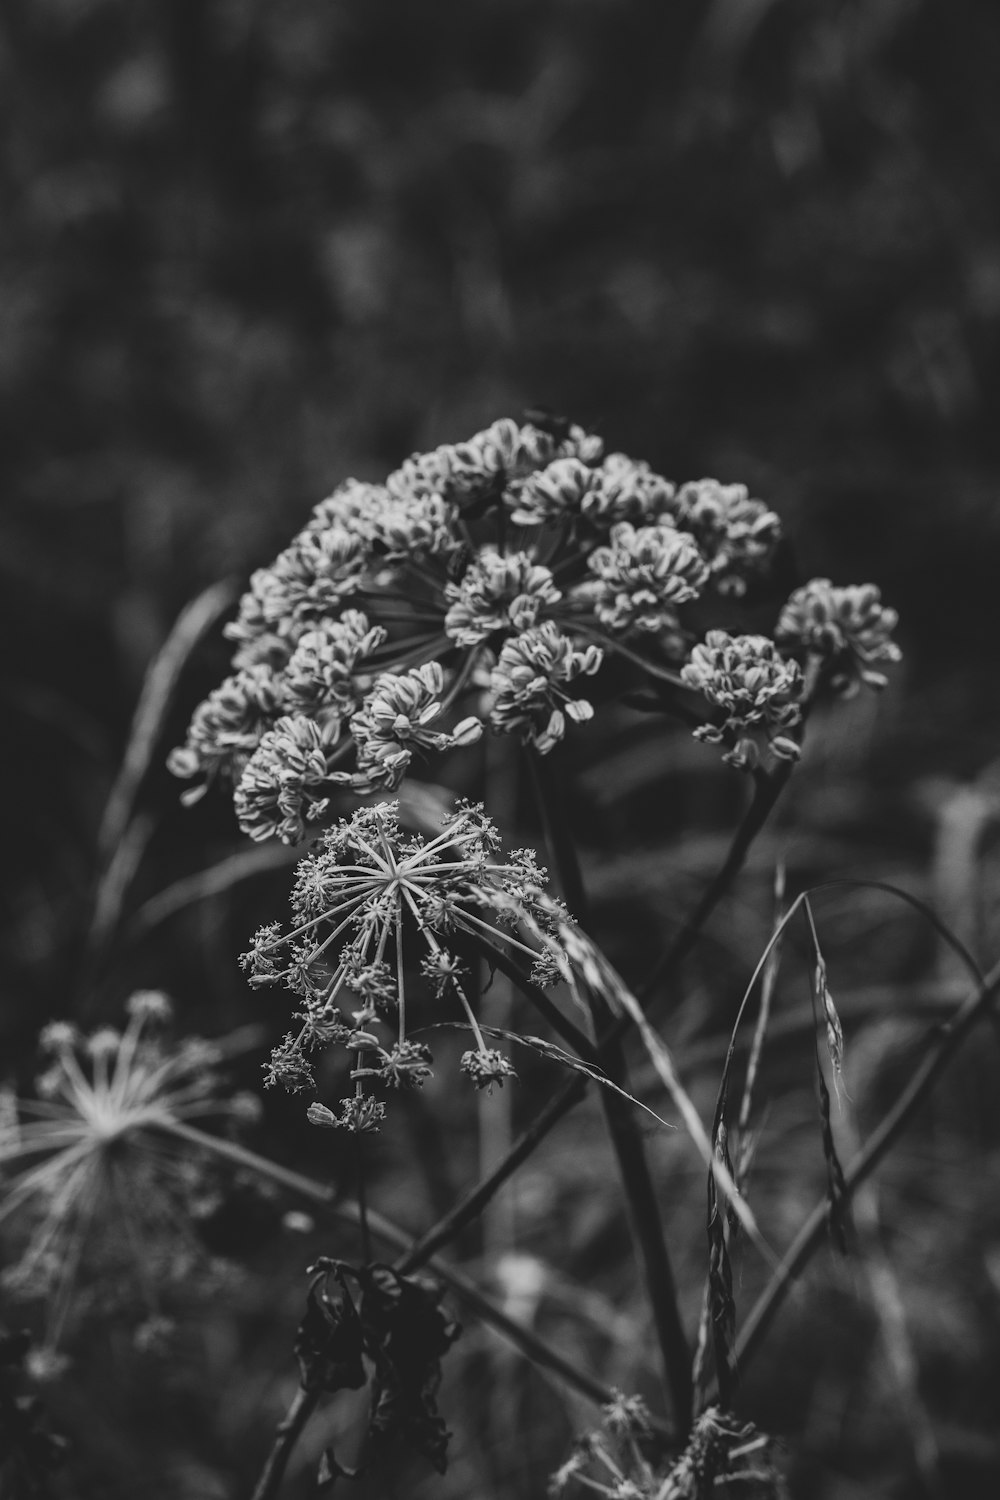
[579,452,677,526]
[0,997,254,1356]
[306,1097,386,1133]
[489,622,604,753]
[682,630,803,770]
[373,1041,434,1089]
[459,1049,517,1091]
[234,714,331,843]
[282,610,388,722]
[388,417,603,509]
[171,418,865,831]
[580,521,709,635]
[509,456,602,526]
[225,526,372,655]
[331,662,483,793]
[672,478,781,595]
[249,801,565,1126]
[166,664,287,792]
[444,549,562,646]
[550,1400,784,1499]
[775,577,901,694]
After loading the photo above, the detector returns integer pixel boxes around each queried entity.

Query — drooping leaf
[355,1264,460,1474]
[294,1261,366,1395]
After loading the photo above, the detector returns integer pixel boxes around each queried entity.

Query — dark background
[3,1,1000,1496]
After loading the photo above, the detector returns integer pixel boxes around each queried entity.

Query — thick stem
[527,749,693,1433]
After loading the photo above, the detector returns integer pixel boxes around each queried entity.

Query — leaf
[355,1264,460,1474]
[294,1261,366,1395]
[98,578,238,861]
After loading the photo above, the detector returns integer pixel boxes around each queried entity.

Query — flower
[459,1049,517,1092]
[0,997,253,1355]
[166,664,287,791]
[168,418,832,828]
[331,662,484,794]
[226,527,372,655]
[444,549,562,647]
[488,623,604,753]
[681,630,803,770]
[282,610,388,722]
[775,577,901,694]
[550,1401,784,1499]
[583,453,677,525]
[672,478,781,596]
[242,800,568,1127]
[234,714,331,843]
[580,521,708,635]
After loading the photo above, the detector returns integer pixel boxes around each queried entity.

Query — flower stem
[526,749,693,1434]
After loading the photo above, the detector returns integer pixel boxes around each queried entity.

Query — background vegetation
[3,1,1000,1496]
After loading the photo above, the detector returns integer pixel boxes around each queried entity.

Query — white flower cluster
[168,415,900,835]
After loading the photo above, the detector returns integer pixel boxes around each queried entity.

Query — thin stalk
[250,1387,318,1500]
[526,749,693,1434]
[735,954,1000,1371]
[460,926,600,1063]
[638,763,794,1012]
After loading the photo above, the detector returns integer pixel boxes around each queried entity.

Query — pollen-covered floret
[489,622,603,753]
[672,478,781,596]
[682,630,803,770]
[580,521,709,635]
[234,714,330,843]
[775,577,901,694]
[444,549,563,646]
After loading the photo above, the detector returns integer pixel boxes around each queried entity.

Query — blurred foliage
[3,0,1000,1496]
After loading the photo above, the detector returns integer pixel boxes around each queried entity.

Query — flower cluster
[550,1399,785,1499]
[681,631,803,770]
[242,800,575,1128]
[775,577,902,695]
[169,415,901,823]
[167,418,797,831]
[0,993,255,1357]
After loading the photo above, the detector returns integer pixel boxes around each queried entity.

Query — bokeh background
[4,0,1000,1496]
